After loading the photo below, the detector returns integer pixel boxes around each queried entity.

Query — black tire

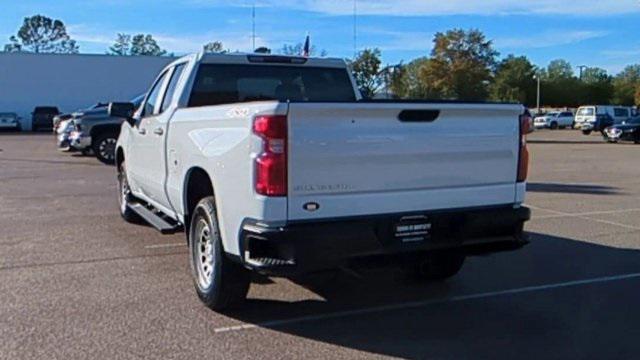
[117,161,143,223]
[92,133,118,165]
[414,252,466,281]
[189,196,250,311]
[582,130,592,135]
[550,121,558,130]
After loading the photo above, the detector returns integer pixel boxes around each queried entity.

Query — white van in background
[574,105,634,129]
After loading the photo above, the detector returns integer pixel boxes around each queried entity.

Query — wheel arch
[116,146,125,170]
[89,123,122,139]
[183,166,215,236]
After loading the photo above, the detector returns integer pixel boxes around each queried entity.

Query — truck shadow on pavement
[527,182,621,195]
[222,232,640,359]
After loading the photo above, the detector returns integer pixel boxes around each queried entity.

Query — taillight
[253,115,287,196]
[517,113,531,182]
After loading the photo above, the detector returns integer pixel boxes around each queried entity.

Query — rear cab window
[188,64,356,107]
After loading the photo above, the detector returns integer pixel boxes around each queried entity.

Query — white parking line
[144,243,186,249]
[532,207,640,220]
[213,272,640,334]
[528,204,640,231]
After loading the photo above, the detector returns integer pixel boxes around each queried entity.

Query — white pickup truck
[111,53,531,311]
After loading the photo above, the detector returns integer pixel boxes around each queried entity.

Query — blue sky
[2,0,639,74]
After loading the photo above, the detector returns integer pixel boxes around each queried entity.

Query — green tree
[4,15,78,53]
[130,34,166,56]
[545,59,574,80]
[613,65,640,105]
[280,43,327,57]
[581,67,613,105]
[108,33,131,55]
[489,55,537,105]
[538,59,582,107]
[419,28,498,100]
[388,58,435,99]
[349,48,383,98]
[203,41,226,54]
[635,86,640,106]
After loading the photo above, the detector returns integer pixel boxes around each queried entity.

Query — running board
[129,203,182,234]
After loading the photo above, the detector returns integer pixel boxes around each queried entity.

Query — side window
[614,108,629,117]
[161,63,186,113]
[142,71,170,117]
[562,112,573,117]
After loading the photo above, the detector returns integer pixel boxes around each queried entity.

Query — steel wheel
[194,218,216,289]
[117,168,130,215]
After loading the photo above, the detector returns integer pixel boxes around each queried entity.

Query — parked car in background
[581,114,615,135]
[574,105,633,130]
[56,118,76,151]
[0,112,22,131]
[603,116,640,144]
[53,113,74,133]
[533,111,574,129]
[31,106,60,131]
[112,53,531,311]
[70,95,144,164]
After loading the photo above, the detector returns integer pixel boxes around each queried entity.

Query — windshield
[188,64,356,107]
[577,107,595,116]
[547,112,559,117]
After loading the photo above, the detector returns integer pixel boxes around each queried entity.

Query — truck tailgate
[286,102,523,220]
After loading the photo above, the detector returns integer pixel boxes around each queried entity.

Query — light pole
[577,65,587,80]
[534,74,541,114]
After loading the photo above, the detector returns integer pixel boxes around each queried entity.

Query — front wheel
[582,130,592,136]
[93,133,118,165]
[413,252,466,281]
[550,122,559,130]
[189,196,250,311]
[117,161,142,223]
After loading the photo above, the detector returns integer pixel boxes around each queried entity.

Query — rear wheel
[189,196,250,311]
[93,133,118,165]
[582,130,592,135]
[413,252,466,281]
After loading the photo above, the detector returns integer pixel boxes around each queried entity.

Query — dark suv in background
[31,106,60,131]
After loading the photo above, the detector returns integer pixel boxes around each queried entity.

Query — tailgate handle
[398,110,440,123]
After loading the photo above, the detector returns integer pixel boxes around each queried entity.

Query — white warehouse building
[0,52,175,130]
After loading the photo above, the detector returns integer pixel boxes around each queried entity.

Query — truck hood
[73,107,109,121]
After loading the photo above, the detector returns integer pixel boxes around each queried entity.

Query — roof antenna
[353,0,357,59]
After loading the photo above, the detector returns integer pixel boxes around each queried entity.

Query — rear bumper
[238,205,530,276]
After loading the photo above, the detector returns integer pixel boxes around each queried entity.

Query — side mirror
[108,102,136,126]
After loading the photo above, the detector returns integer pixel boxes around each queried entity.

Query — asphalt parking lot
[1,130,639,359]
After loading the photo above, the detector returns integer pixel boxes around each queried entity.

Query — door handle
[138,128,146,135]
[153,127,164,136]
